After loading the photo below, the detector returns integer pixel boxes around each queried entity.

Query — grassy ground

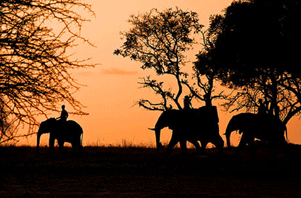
[1,145,301,198]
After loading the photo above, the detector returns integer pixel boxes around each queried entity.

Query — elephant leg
[238,133,248,149]
[78,145,84,157]
[72,135,84,156]
[179,140,187,155]
[166,135,179,154]
[71,143,77,155]
[268,139,282,158]
[189,139,202,153]
[49,135,55,155]
[246,137,256,157]
[72,140,81,155]
[199,140,207,155]
[212,135,224,155]
[58,141,64,154]
[235,133,249,155]
[78,142,84,155]
[238,132,256,156]
[72,141,78,152]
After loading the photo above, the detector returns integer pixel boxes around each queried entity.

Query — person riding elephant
[58,105,68,122]
[183,95,192,110]
[37,118,83,155]
[258,99,268,115]
[151,106,223,154]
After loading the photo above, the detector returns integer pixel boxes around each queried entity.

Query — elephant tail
[284,124,288,142]
[225,127,232,148]
[80,132,83,146]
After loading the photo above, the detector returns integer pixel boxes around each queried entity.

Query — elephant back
[198,106,219,124]
[65,120,83,134]
[256,113,285,138]
[52,120,83,136]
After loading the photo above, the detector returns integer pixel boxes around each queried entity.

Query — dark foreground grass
[1,145,301,197]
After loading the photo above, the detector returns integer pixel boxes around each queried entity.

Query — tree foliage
[0,0,95,144]
[193,21,229,108]
[115,8,203,111]
[207,0,300,124]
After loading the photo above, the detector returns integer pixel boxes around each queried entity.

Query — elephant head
[225,113,251,147]
[225,113,287,148]
[149,127,163,151]
[150,110,177,151]
[37,118,56,152]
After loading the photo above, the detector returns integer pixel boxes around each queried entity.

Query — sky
[35,0,301,147]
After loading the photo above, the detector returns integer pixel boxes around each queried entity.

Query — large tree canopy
[115,8,204,111]
[0,0,95,143]
[210,0,300,82]
[204,0,300,123]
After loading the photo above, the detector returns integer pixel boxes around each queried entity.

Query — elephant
[150,106,224,154]
[37,118,83,154]
[225,113,287,149]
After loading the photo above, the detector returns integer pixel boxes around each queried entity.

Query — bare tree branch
[115,8,203,111]
[0,0,97,144]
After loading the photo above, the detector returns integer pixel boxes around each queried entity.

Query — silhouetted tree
[0,0,95,144]
[206,0,300,124]
[193,23,228,108]
[115,8,206,111]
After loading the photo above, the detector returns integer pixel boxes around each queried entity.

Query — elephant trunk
[150,127,163,151]
[37,123,46,153]
[225,129,232,148]
[225,120,236,148]
[155,128,162,151]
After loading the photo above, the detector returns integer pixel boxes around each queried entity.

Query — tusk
[148,128,156,131]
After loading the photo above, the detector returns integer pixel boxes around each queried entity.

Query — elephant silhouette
[225,113,287,149]
[37,118,83,155]
[150,106,223,154]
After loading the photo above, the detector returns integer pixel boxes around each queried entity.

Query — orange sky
[34,0,301,147]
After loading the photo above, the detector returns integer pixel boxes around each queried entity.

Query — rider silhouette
[258,99,267,114]
[183,95,192,110]
[58,105,68,122]
[203,93,212,108]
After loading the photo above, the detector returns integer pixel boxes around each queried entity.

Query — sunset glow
[3,1,301,198]
[30,0,301,147]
